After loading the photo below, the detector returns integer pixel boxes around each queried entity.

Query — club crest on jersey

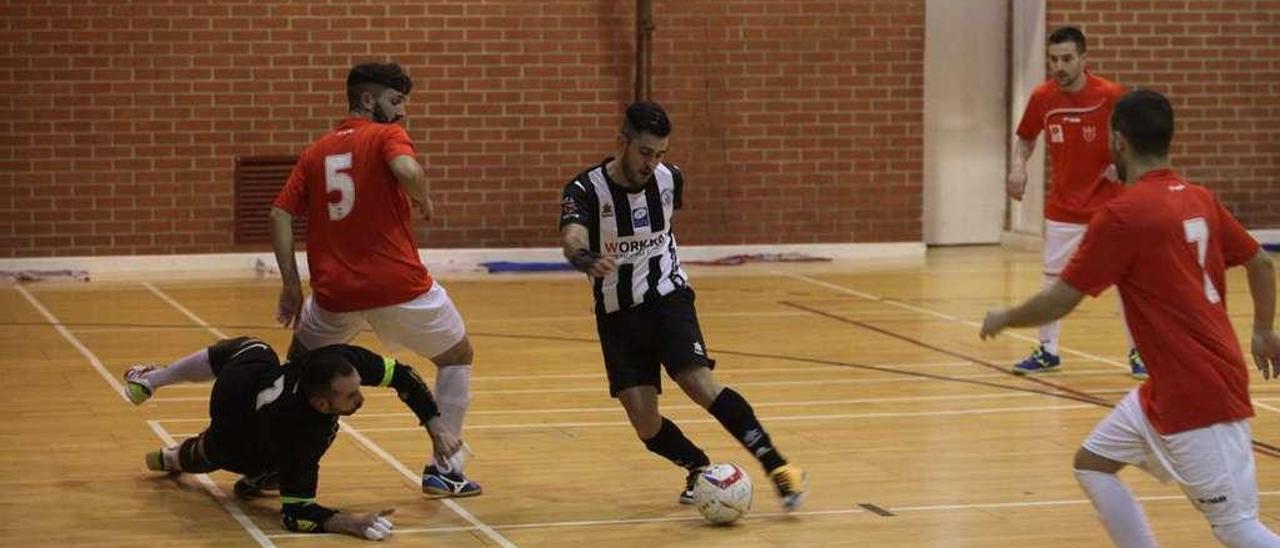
[601,203,614,218]
[661,188,674,206]
[1083,125,1097,142]
[561,197,579,218]
[632,207,649,228]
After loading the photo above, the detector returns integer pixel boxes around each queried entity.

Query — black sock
[709,388,787,472]
[642,418,711,471]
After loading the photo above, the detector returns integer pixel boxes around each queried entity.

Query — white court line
[320,403,1097,434]
[150,368,1129,402]
[338,421,517,548]
[11,285,268,543]
[152,361,978,389]
[165,402,1098,438]
[265,507,868,539]
[146,421,275,547]
[154,392,1054,423]
[144,282,229,338]
[14,285,130,403]
[142,283,518,548]
[261,490,1280,539]
[779,272,1129,370]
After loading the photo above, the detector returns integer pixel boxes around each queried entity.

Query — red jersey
[1061,169,1261,434]
[1016,73,1127,223]
[273,117,432,312]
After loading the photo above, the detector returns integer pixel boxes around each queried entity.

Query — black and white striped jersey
[560,159,689,314]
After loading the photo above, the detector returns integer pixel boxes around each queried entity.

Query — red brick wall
[1,0,924,257]
[1046,0,1280,227]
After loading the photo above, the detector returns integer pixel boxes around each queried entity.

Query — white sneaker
[124,364,159,405]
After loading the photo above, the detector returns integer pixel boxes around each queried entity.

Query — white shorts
[1083,389,1259,526]
[295,282,467,361]
[1044,220,1087,276]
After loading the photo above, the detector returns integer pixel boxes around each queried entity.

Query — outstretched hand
[980,310,1008,340]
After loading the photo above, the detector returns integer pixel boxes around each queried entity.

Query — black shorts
[595,287,715,397]
[197,337,281,475]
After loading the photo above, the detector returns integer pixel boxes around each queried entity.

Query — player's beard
[1111,142,1128,182]
[1055,70,1078,89]
[621,158,650,189]
[372,103,401,124]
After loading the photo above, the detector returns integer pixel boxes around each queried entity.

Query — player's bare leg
[673,366,807,510]
[619,385,709,504]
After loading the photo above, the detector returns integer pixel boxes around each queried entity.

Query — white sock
[431,364,472,470]
[146,348,214,390]
[1213,519,1280,547]
[1039,273,1061,355]
[1074,469,1158,548]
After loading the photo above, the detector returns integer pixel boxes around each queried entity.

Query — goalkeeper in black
[124,336,461,541]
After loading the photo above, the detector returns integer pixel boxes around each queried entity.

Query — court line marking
[148,361,975,388]
[260,490,1280,539]
[147,421,276,547]
[166,403,1096,436]
[14,285,130,402]
[149,368,1131,402]
[10,285,268,543]
[141,282,518,548]
[778,272,1129,370]
[152,392,1055,423]
[338,420,518,548]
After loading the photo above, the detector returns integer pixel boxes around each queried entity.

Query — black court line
[858,503,895,517]
[777,300,1280,460]
[11,318,1280,457]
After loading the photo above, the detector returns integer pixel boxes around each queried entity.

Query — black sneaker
[679,466,706,505]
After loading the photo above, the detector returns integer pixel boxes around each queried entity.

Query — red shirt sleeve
[273,157,309,216]
[1015,88,1045,140]
[382,124,416,164]
[1217,198,1261,267]
[1060,207,1136,296]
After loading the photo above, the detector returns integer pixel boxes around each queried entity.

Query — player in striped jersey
[558,101,807,510]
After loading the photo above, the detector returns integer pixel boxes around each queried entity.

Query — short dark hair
[346,63,413,110]
[1048,26,1087,54]
[299,351,357,399]
[1111,89,1174,157]
[622,101,672,138]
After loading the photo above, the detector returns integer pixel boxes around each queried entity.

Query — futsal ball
[692,463,753,525]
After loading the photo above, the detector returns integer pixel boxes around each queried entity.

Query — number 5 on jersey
[325,153,355,221]
[1183,217,1222,304]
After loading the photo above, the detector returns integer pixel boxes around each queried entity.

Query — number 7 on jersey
[1183,217,1222,304]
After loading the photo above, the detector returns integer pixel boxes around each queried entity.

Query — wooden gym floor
[3,245,1278,547]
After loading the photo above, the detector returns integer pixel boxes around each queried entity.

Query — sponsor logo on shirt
[603,233,667,258]
[601,203,614,219]
[632,207,649,228]
[1049,124,1065,143]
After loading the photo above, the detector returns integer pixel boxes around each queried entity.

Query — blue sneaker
[1128,348,1149,380]
[1013,345,1061,375]
[422,465,482,499]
